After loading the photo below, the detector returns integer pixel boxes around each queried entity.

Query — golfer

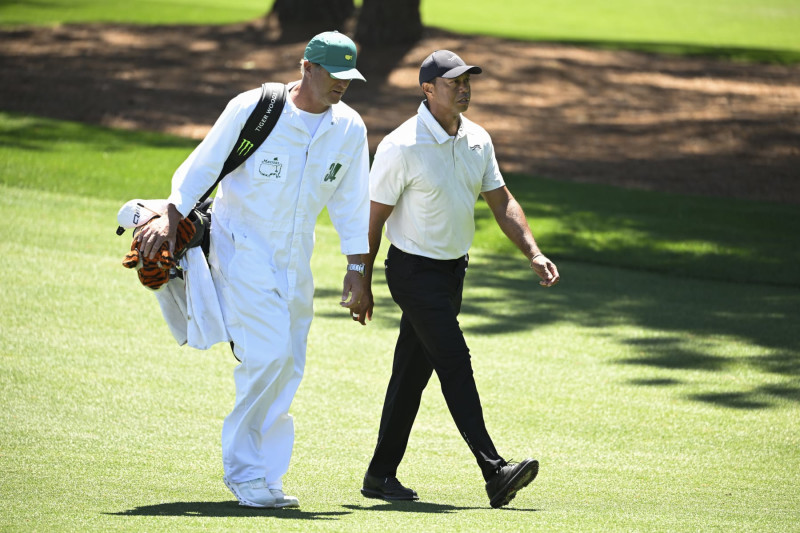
[356,50,560,508]
[137,31,370,509]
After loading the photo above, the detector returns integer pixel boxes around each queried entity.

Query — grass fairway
[423,0,800,62]
[3,113,798,287]
[1,116,799,531]
[0,0,268,26]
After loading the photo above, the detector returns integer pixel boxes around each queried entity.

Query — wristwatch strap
[347,263,366,277]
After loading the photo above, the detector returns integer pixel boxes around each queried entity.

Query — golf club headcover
[122,216,197,291]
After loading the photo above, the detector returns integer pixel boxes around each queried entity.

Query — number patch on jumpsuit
[256,153,289,183]
[320,153,351,187]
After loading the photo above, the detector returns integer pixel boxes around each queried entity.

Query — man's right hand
[136,203,181,259]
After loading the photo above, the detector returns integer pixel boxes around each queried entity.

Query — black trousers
[367,245,505,481]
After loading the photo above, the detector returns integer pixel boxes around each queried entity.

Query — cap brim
[322,64,367,82]
[441,65,482,79]
[117,198,168,229]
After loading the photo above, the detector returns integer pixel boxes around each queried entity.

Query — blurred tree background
[270,0,422,45]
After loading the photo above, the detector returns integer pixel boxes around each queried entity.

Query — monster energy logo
[323,162,343,182]
[237,139,254,156]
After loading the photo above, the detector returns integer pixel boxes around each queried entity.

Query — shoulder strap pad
[198,82,287,203]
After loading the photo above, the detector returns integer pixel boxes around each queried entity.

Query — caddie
[136,31,370,509]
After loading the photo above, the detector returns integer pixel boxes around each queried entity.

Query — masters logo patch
[256,153,288,183]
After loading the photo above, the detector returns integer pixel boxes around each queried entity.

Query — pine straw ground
[2,19,799,204]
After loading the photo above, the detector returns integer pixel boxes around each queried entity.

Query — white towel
[183,247,229,349]
[153,247,229,350]
[154,275,189,346]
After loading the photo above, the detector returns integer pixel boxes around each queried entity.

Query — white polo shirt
[370,101,505,260]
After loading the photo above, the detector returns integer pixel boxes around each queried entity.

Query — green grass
[0,0,269,25]
[0,113,195,200]
[475,174,800,287]
[1,113,799,531]
[2,0,799,62]
[422,0,800,63]
[6,112,796,287]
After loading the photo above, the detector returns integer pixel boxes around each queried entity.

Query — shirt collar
[418,101,463,144]
[286,80,336,130]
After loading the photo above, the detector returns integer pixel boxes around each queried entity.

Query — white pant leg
[212,254,314,486]
[255,275,313,487]
[209,214,316,487]
[219,285,296,483]
[253,275,314,488]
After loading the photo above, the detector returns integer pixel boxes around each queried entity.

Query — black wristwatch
[347,263,366,277]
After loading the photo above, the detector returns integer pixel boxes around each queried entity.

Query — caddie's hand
[137,204,180,260]
[340,271,370,325]
[531,254,560,287]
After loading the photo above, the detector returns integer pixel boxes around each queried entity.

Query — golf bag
[117,82,287,256]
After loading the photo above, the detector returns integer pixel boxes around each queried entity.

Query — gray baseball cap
[304,31,366,82]
[419,50,482,85]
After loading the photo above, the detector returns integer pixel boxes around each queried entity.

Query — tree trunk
[271,0,355,33]
[355,0,422,46]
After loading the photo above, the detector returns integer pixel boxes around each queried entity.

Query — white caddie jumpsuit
[168,82,370,488]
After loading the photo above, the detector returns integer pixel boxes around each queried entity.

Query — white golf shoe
[224,477,276,508]
[270,488,300,508]
[223,477,300,508]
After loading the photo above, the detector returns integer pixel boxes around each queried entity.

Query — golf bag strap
[197,82,287,203]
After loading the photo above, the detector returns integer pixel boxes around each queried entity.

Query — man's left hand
[531,254,560,287]
[340,271,370,325]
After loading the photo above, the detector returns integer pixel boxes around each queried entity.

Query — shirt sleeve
[326,123,370,255]
[167,91,256,216]
[480,138,506,193]
[369,140,407,207]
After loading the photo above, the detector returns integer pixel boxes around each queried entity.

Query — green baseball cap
[304,31,366,82]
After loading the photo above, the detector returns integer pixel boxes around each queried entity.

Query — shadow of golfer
[107,500,351,520]
[344,501,541,513]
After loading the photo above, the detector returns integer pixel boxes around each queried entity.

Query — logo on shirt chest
[323,162,343,183]
[256,153,288,183]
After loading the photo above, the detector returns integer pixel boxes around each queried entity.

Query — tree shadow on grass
[630,373,800,409]
[688,390,779,410]
[108,500,351,520]
[495,174,800,288]
[458,252,800,410]
[313,248,800,410]
[618,337,732,371]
